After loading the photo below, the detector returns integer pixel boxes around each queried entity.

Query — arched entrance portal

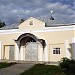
[20,36,38,61]
[15,33,46,61]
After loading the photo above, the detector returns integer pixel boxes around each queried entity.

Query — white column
[15,43,19,60]
[39,47,43,61]
[72,38,75,60]
[65,40,70,59]
[44,40,48,61]
[20,46,24,60]
[0,42,2,60]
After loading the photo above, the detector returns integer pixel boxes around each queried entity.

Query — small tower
[50,10,54,20]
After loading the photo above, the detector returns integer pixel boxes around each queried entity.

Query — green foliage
[60,57,75,75]
[0,62,16,69]
[20,19,24,23]
[0,20,6,28]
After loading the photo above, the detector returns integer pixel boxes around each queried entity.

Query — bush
[60,57,75,75]
[0,62,16,69]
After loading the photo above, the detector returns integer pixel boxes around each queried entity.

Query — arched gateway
[15,33,46,61]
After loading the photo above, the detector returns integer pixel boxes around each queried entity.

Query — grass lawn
[0,62,16,69]
[21,64,66,75]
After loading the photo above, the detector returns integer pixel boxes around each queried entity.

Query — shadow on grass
[21,64,66,75]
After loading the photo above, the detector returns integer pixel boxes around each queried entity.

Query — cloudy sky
[0,0,75,25]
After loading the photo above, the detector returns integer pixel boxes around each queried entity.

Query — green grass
[0,62,16,69]
[21,64,66,75]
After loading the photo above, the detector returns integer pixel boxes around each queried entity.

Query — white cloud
[25,10,31,14]
[34,8,42,13]
[0,0,74,25]
[12,9,18,13]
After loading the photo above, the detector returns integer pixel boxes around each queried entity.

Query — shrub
[60,57,75,75]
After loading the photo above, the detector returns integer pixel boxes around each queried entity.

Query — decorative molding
[0,29,30,34]
[34,25,75,32]
[0,25,75,34]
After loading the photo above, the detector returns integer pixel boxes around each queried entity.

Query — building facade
[0,17,75,62]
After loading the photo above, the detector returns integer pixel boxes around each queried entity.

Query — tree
[0,20,6,28]
[20,19,24,23]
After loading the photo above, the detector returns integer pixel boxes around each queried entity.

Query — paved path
[0,63,34,75]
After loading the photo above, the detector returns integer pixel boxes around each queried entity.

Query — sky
[0,0,75,25]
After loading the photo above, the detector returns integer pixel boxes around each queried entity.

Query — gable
[18,17,45,30]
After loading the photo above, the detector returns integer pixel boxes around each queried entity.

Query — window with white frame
[53,48,60,54]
